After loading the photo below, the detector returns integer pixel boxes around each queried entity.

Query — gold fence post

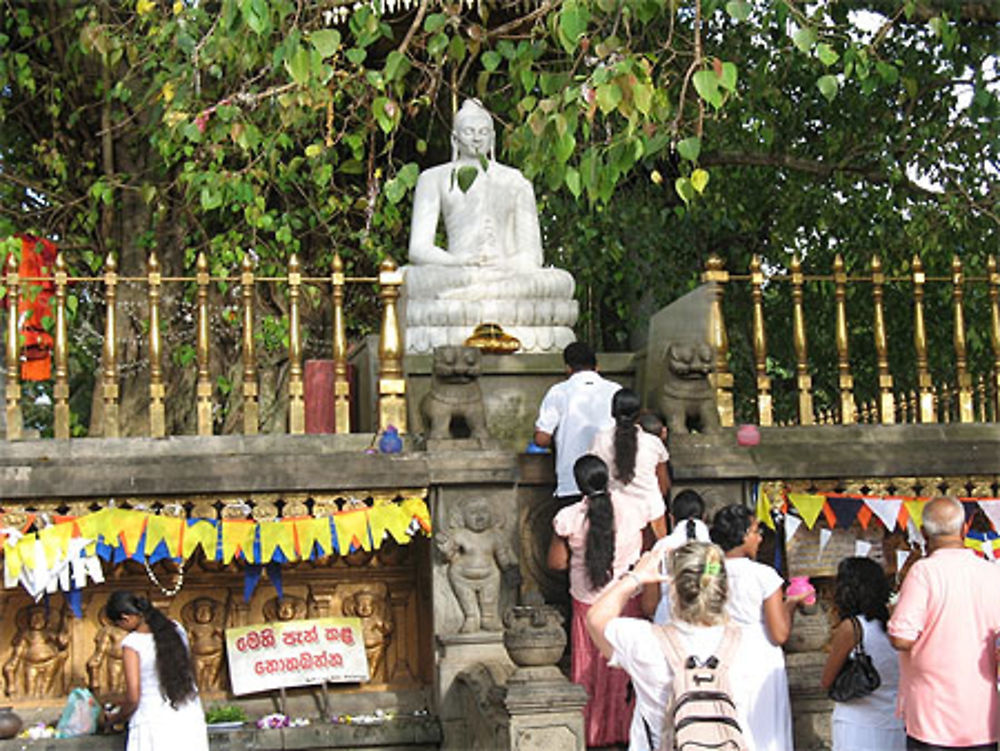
[287,254,305,434]
[5,253,22,440]
[53,253,70,439]
[951,255,974,422]
[196,252,212,436]
[102,253,120,437]
[790,255,813,425]
[912,255,935,423]
[377,256,407,432]
[988,255,1000,421]
[331,253,351,434]
[871,256,895,424]
[241,254,259,435]
[834,253,855,424]
[749,255,772,426]
[148,253,165,438]
[702,255,734,427]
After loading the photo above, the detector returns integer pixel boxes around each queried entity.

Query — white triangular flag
[896,549,911,574]
[818,528,833,559]
[864,497,903,531]
[984,540,996,562]
[784,515,802,544]
[977,500,1000,533]
[907,518,925,554]
[855,539,872,557]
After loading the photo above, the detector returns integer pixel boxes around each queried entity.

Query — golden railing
[703,253,1000,427]
[3,252,407,440]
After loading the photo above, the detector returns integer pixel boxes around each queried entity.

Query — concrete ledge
[0,716,442,750]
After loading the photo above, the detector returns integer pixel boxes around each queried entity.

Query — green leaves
[310,29,341,58]
[557,0,590,54]
[240,0,270,35]
[817,74,839,103]
[726,0,751,22]
[372,97,400,134]
[455,166,479,193]
[677,137,701,163]
[596,82,623,114]
[693,61,738,109]
[792,27,816,53]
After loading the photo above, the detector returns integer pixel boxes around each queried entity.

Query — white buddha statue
[402,99,579,354]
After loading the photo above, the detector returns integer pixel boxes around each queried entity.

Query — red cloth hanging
[2,235,58,380]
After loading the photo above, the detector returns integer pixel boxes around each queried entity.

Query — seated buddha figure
[403,99,579,354]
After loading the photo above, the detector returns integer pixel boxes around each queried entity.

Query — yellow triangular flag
[4,539,23,582]
[14,533,38,573]
[145,515,183,559]
[904,500,925,530]
[335,508,371,554]
[259,520,297,563]
[756,489,775,531]
[112,509,149,557]
[294,517,332,559]
[181,520,219,560]
[38,523,75,567]
[221,520,257,564]
[77,509,112,543]
[400,497,432,534]
[788,493,826,530]
[369,501,413,545]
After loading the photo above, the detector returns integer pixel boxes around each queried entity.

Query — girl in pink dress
[548,454,665,747]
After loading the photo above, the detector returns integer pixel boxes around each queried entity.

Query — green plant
[204,704,248,724]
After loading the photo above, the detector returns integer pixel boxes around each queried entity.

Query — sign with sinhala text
[225,617,369,695]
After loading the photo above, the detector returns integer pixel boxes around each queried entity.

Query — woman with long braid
[102,591,209,751]
[548,454,665,747]
[590,388,669,540]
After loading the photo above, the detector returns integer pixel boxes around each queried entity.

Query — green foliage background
[1,0,996,432]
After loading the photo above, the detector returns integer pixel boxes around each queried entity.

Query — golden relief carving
[3,604,70,699]
[181,596,228,693]
[87,609,126,696]
[340,584,394,683]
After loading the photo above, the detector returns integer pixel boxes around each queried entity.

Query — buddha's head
[452,99,495,162]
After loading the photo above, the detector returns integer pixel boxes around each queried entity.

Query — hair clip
[703,560,721,576]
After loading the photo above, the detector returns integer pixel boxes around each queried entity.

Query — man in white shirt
[534,342,621,504]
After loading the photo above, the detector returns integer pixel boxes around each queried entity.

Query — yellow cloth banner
[145,515,183,559]
[113,509,149,557]
[788,493,826,530]
[221,520,257,564]
[259,520,297,562]
[335,508,371,553]
[294,517,332,559]
[77,508,111,543]
[182,520,219,559]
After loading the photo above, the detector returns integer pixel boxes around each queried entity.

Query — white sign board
[225,617,369,695]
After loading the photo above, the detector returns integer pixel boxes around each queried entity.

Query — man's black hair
[563,342,597,372]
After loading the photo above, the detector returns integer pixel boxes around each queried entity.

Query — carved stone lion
[658,341,720,434]
[419,345,490,440]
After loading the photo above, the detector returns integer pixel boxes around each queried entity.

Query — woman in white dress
[101,591,209,751]
[820,557,905,750]
[711,504,805,751]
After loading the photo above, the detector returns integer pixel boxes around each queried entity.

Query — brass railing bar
[241,255,259,435]
[287,254,305,434]
[195,252,213,436]
[102,253,120,437]
[148,252,166,438]
[5,253,23,440]
[53,253,70,439]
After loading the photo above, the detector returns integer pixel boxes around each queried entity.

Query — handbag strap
[850,616,868,656]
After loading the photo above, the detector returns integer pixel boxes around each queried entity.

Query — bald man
[888,497,1000,751]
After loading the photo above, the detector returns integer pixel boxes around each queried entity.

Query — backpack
[650,623,749,751]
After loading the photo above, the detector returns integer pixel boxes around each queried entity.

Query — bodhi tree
[1,0,996,433]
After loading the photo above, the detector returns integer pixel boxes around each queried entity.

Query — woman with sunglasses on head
[711,503,808,751]
[101,591,209,751]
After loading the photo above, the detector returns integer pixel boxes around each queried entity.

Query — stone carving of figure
[181,596,226,691]
[436,498,518,633]
[87,609,126,696]
[658,341,720,434]
[403,99,578,354]
[419,345,490,440]
[342,587,394,681]
[262,595,308,623]
[3,604,70,698]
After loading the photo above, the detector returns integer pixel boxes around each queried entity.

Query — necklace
[144,557,185,596]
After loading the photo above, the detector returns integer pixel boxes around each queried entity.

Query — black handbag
[828,616,881,702]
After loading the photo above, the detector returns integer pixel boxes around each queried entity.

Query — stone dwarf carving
[181,596,227,692]
[262,594,309,623]
[419,345,490,441]
[658,341,720,434]
[341,586,394,682]
[436,498,519,634]
[3,604,70,698]
[87,609,127,696]
[403,99,578,354]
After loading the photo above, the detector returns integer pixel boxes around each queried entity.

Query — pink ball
[736,424,760,446]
